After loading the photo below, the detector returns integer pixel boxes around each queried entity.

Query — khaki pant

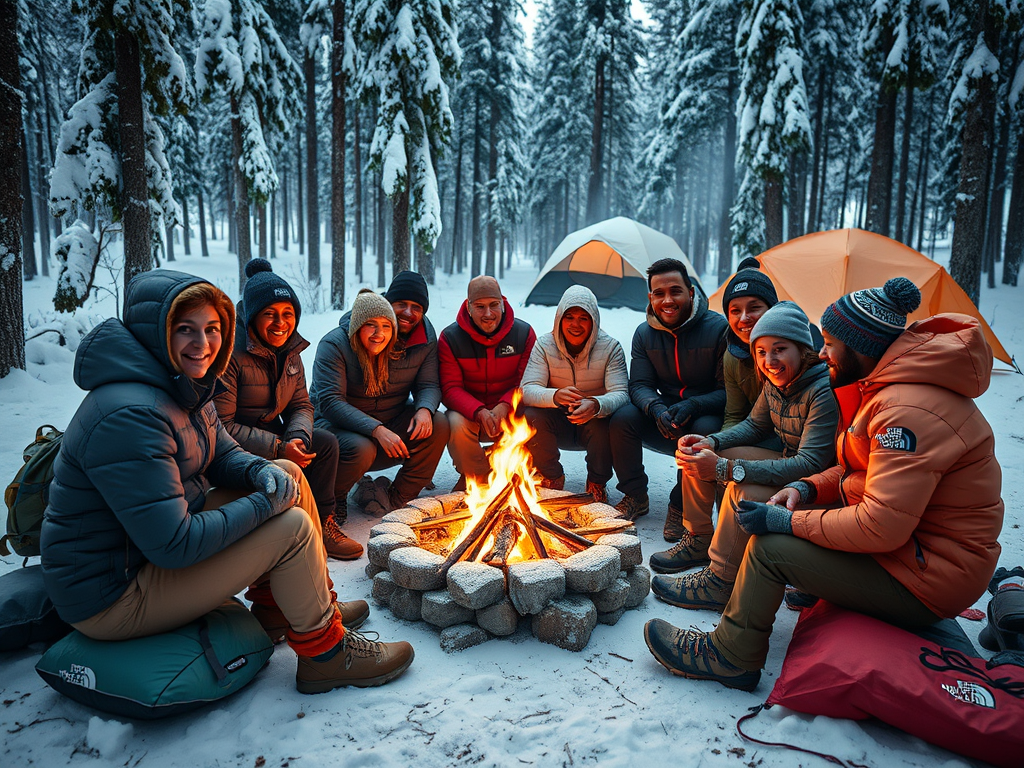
[446,410,493,483]
[678,446,779,536]
[711,533,940,671]
[73,461,335,640]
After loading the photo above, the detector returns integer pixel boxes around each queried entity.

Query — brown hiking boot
[648,528,711,573]
[586,481,608,504]
[539,475,565,491]
[296,629,415,693]
[651,565,733,611]
[252,600,369,644]
[323,515,364,560]
[662,504,685,542]
[615,493,650,520]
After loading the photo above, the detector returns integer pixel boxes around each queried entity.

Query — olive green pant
[712,533,941,671]
[73,460,335,640]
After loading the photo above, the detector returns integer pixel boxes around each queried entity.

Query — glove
[735,499,793,536]
[654,401,696,440]
[252,461,299,514]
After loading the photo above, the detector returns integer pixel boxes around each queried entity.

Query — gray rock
[508,559,565,615]
[597,533,642,571]
[388,586,423,621]
[476,599,519,636]
[371,571,397,607]
[406,497,444,517]
[571,501,620,527]
[369,522,416,539]
[365,562,387,579]
[367,532,417,568]
[597,608,626,626]
[440,623,491,653]
[421,590,476,628]
[380,507,423,526]
[446,561,506,610]
[562,545,621,593]
[432,493,468,515]
[591,577,629,613]
[531,595,598,651]
[389,547,447,591]
[623,565,651,609]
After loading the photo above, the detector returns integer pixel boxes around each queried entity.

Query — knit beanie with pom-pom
[820,277,922,358]
[722,256,778,314]
[242,258,301,328]
[348,288,397,342]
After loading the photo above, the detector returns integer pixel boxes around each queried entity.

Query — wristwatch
[730,461,746,483]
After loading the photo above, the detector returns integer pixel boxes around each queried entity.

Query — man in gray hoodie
[520,285,630,502]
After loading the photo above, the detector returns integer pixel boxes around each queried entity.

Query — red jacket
[438,299,536,419]
[791,314,1003,618]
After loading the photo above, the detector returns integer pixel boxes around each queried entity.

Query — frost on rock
[52,221,100,313]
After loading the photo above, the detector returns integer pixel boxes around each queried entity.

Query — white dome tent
[525,217,703,311]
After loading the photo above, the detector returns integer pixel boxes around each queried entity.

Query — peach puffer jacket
[791,314,1003,618]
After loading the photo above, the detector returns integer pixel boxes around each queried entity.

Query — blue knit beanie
[820,277,921,358]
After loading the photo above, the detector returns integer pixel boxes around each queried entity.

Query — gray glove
[735,500,793,536]
[252,461,299,514]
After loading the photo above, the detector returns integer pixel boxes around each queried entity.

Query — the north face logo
[274,288,291,298]
[874,426,917,452]
[287,364,300,376]
[498,344,516,356]
[59,664,96,689]
[731,282,748,293]
[942,680,996,709]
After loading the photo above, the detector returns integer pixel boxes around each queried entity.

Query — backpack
[2,425,63,558]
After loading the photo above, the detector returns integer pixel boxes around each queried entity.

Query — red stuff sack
[766,600,1024,767]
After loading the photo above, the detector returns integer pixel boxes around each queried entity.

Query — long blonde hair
[353,321,398,397]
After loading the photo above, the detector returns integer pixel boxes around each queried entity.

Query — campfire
[365,391,650,652]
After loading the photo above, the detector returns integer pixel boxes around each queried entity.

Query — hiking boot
[663,504,685,542]
[539,475,565,491]
[322,515,364,560]
[615,494,649,520]
[783,586,819,612]
[644,619,760,691]
[296,629,415,693]
[452,474,467,493]
[651,565,733,611]
[251,600,370,644]
[362,477,394,517]
[586,481,608,504]
[648,529,711,574]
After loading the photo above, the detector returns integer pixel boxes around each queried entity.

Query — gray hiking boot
[648,529,711,573]
[651,565,733,611]
[644,619,760,691]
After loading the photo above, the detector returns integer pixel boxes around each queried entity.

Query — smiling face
[753,335,803,389]
[727,296,771,345]
[253,301,296,348]
[468,297,503,335]
[560,306,594,349]
[170,305,223,380]
[357,317,394,357]
[820,330,874,389]
[649,272,693,328]
[391,300,424,337]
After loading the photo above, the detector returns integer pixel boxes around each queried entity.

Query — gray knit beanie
[749,301,814,349]
[348,288,397,341]
[820,277,922,358]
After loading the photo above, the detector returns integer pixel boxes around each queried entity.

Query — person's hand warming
[281,438,315,468]
[567,397,599,424]
[408,408,433,440]
[767,487,802,510]
[373,425,410,459]
[677,448,718,481]
[253,462,299,513]
[735,499,793,536]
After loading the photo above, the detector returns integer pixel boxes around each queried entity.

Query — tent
[526,217,703,311]
[708,228,1014,367]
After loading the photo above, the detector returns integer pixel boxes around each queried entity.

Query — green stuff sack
[35,600,273,719]
[3,424,63,557]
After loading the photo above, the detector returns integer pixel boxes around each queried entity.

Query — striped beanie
[820,277,921,358]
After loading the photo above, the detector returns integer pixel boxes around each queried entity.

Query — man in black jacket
[609,259,728,547]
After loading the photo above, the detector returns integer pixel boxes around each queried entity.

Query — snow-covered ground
[2,235,1020,768]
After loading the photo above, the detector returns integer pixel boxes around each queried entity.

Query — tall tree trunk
[949,10,996,305]
[449,125,464,275]
[281,165,289,251]
[915,99,934,253]
[865,25,898,237]
[838,139,853,229]
[270,192,276,258]
[230,95,252,287]
[984,99,1009,274]
[331,0,347,310]
[296,131,304,255]
[115,29,152,294]
[32,114,50,274]
[0,0,25,378]
[470,94,482,276]
[585,53,606,225]
[166,222,175,262]
[376,178,386,287]
[20,126,36,280]
[197,187,209,256]
[764,172,783,249]
[226,158,236,253]
[787,152,803,241]
[182,197,191,255]
[354,98,364,282]
[718,61,737,282]
[1002,121,1024,286]
[816,71,834,230]
[257,203,267,260]
[305,55,320,285]
[392,181,410,274]
[807,64,826,235]
[485,103,498,277]
[895,70,915,243]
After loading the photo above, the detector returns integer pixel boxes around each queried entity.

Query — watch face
[732,464,746,483]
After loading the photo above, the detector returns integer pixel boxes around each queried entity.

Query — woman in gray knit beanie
[349,289,398,397]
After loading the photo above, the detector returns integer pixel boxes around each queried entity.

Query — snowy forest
[2,0,1024,380]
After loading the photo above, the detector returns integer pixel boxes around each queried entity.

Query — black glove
[653,401,696,440]
[735,499,793,536]
[252,461,299,514]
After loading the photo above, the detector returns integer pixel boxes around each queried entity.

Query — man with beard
[644,278,1004,691]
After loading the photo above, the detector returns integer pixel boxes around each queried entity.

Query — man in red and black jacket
[438,276,536,489]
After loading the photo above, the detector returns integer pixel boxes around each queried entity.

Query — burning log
[530,512,595,551]
[409,510,473,530]
[572,520,634,538]
[537,493,597,511]
[512,483,549,559]
[437,476,522,577]
[482,516,521,566]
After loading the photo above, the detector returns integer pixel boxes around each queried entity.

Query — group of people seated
[38,252,1005,696]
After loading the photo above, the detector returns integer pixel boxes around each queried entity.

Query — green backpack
[2,425,63,558]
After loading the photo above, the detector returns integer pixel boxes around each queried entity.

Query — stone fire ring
[363,488,651,652]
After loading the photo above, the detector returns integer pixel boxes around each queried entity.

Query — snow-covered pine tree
[1,0,26,377]
[735,0,812,249]
[49,0,193,309]
[353,0,461,273]
[1002,32,1024,285]
[196,0,303,289]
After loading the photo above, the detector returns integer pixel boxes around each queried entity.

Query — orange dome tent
[709,229,1014,367]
